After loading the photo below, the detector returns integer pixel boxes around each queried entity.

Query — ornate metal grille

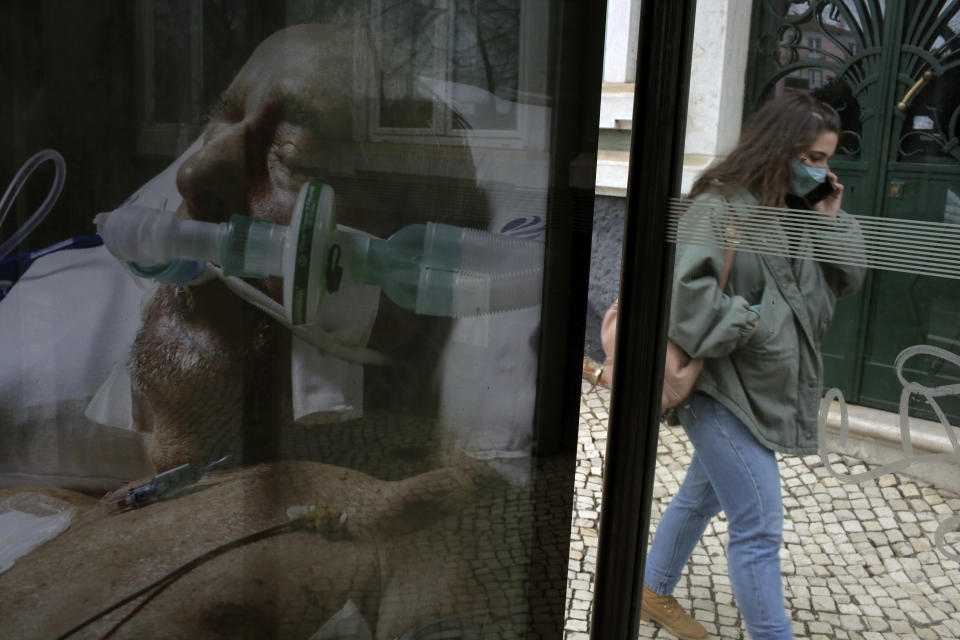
[750,1,960,162]
[895,0,960,162]
[752,1,884,158]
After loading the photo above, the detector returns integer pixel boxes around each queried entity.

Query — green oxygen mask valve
[95,182,545,325]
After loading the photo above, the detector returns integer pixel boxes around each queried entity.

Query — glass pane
[605,1,960,639]
[0,2,600,637]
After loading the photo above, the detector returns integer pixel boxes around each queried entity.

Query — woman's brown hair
[689,90,841,207]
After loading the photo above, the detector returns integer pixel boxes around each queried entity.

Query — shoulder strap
[718,248,735,291]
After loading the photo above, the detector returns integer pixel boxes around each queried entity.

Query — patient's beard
[129,280,292,471]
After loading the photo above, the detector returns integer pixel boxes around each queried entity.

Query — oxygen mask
[94,182,544,362]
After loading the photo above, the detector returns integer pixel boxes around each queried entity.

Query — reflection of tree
[202,1,255,108]
[455,0,519,101]
[153,1,197,123]
[372,0,520,130]
[376,0,446,100]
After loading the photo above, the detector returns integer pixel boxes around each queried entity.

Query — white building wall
[682,0,752,193]
[602,0,640,83]
[596,0,752,196]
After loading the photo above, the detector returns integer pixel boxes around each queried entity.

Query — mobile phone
[801,178,836,206]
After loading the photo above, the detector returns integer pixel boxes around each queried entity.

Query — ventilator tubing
[339,222,544,316]
[94,182,544,320]
[94,206,286,282]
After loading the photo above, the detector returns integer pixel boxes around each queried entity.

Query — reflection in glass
[896,1,960,162]
[374,0,523,134]
[376,0,441,129]
[0,2,588,638]
[754,0,874,157]
[452,0,520,130]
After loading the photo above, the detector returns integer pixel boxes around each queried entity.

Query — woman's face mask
[790,157,828,195]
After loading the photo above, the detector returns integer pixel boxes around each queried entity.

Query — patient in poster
[0,12,549,639]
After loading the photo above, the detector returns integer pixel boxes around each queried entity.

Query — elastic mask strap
[208,265,393,366]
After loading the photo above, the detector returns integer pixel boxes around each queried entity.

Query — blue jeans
[644,392,793,639]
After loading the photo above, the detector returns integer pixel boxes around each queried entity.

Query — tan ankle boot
[640,586,708,639]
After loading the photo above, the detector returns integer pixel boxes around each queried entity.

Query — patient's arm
[0,460,508,639]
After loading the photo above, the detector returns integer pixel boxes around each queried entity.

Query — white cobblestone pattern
[566,376,960,639]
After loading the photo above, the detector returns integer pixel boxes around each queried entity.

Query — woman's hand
[812,169,843,214]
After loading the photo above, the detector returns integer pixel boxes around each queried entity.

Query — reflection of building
[136,1,545,154]
[134,0,555,226]
[781,5,858,92]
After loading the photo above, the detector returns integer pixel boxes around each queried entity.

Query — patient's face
[176,23,356,234]
[130,24,364,445]
[130,23,467,467]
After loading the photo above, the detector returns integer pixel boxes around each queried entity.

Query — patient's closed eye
[273,142,338,186]
[275,142,347,176]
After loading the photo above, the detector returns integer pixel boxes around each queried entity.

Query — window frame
[363,0,549,151]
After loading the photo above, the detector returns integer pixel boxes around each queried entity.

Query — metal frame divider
[590,0,698,637]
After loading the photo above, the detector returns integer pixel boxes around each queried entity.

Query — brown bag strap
[718,248,735,291]
[595,247,737,390]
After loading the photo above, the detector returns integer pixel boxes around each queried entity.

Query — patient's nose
[176,126,248,223]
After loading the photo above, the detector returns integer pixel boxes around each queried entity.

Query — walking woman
[640,91,865,639]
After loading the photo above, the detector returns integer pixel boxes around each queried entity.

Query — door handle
[897,70,937,112]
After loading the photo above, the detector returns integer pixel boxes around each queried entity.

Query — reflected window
[369,0,543,147]
[809,68,823,88]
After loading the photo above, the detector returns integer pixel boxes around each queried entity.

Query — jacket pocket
[730,346,799,432]
[741,286,795,357]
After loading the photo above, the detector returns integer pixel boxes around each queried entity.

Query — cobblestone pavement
[565,379,960,640]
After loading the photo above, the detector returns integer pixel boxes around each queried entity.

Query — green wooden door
[746,0,960,420]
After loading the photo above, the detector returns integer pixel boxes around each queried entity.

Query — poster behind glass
[0,1,599,637]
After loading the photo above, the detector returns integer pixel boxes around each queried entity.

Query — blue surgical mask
[790,158,828,195]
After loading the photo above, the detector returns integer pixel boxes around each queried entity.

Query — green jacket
[669,188,865,455]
